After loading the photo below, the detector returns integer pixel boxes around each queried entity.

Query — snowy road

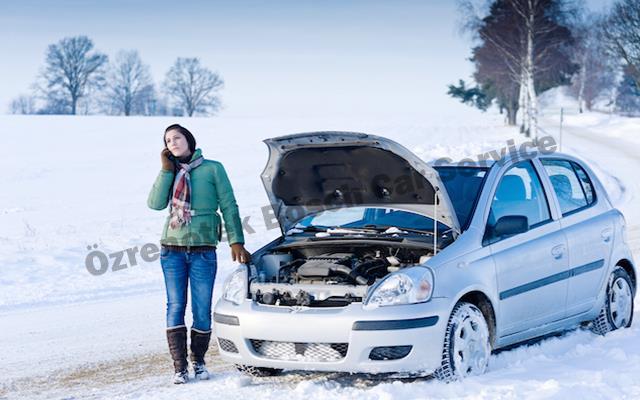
[1,111,639,399]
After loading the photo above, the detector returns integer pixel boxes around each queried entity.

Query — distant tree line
[9,35,224,117]
[448,0,640,137]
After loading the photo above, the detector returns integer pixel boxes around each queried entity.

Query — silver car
[214,131,636,381]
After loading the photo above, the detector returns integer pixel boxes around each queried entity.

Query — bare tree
[474,42,522,124]
[9,95,36,114]
[164,58,223,117]
[39,36,107,115]
[570,16,619,112]
[104,50,156,116]
[498,1,573,137]
[461,0,576,137]
[604,0,640,88]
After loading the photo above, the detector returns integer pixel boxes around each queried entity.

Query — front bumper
[213,297,450,374]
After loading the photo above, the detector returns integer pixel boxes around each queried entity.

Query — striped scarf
[169,156,204,229]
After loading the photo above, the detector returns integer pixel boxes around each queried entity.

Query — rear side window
[541,159,595,216]
[573,163,595,204]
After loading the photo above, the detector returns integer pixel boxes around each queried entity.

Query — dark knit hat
[164,124,196,153]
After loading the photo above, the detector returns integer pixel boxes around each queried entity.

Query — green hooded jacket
[147,148,245,247]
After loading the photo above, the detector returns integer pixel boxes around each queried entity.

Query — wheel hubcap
[452,309,490,377]
[610,277,632,328]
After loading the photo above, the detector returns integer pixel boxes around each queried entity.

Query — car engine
[250,246,431,307]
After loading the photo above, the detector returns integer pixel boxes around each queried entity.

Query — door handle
[601,228,613,243]
[551,244,565,259]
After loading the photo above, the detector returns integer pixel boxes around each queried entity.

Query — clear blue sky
[0,0,615,118]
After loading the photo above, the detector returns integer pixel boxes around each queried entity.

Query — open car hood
[261,131,460,235]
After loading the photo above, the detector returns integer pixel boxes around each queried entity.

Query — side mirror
[493,215,529,237]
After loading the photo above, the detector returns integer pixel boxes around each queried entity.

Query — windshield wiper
[290,225,382,236]
[326,227,379,234]
[362,224,433,236]
[287,225,331,235]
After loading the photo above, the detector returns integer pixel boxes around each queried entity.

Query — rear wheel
[591,266,634,335]
[434,302,491,382]
[235,364,283,377]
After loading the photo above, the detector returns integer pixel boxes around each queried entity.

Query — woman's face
[165,129,190,158]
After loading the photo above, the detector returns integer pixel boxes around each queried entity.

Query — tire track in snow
[0,347,235,399]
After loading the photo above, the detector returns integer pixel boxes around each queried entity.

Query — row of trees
[9,36,224,117]
[448,0,640,137]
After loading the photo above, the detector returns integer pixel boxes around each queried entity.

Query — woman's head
[164,124,196,158]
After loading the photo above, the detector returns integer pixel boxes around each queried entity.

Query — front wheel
[434,302,491,382]
[590,266,635,335]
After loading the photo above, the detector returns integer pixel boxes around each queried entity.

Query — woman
[148,124,251,384]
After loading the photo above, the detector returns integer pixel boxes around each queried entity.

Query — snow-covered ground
[1,99,639,399]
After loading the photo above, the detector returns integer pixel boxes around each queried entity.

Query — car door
[540,158,613,316]
[487,160,569,337]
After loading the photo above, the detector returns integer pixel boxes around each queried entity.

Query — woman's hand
[230,243,251,264]
[161,148,174,171]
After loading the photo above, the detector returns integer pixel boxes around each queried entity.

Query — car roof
[428,151,580,169]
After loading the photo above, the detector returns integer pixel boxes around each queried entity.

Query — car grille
[249,339,348,362]
[217,338,239,353]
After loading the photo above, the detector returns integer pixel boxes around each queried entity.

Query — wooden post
[559,108,564,152]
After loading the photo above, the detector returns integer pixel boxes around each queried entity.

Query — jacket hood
[260,131,460,234]
[188,148,202,162]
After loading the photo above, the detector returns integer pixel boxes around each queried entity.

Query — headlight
[363,267,434,310]
[222,265,248,305]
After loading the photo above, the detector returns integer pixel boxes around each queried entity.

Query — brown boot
[167,326,189,384]
[190,329,211,380]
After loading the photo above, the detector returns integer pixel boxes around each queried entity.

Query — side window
[572,162,596,205]
[541,159,594,216]
[487,161,551,235]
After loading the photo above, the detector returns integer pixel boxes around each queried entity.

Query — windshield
[434,166,488,230]
[294,206,450,232]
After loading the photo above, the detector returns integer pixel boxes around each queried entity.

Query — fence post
[559,107,564,152]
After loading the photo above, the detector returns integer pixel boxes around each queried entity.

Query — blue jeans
[160,246,218,332]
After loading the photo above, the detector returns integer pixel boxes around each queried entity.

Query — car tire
[434,302,491,382]
[235,364,283,377]
[590,266,635,336]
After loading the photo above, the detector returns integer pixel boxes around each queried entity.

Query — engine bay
[251,244,432,307]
